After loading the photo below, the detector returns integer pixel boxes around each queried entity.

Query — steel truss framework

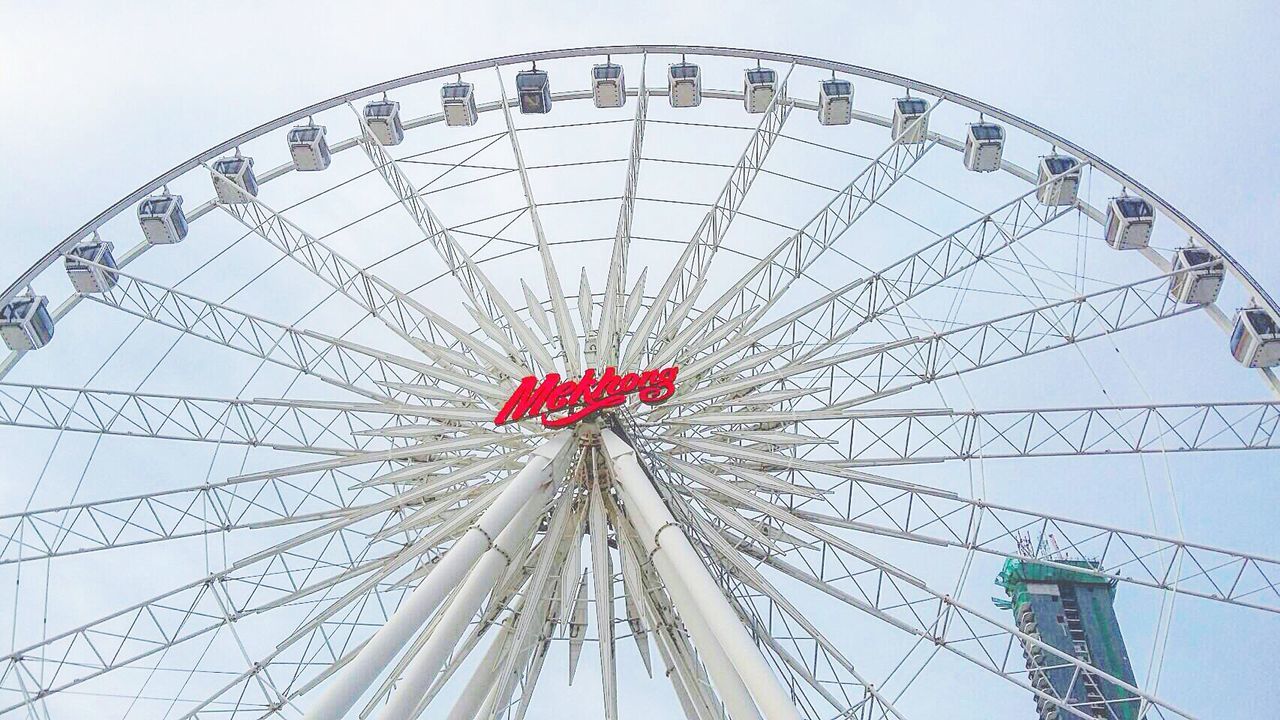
[1,46,1277,720]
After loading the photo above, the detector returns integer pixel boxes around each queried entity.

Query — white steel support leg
[303,432,573,720]
[601,430,800,720]
[378,483,554,720]
[446,615,517,720]
[625,488,762,720]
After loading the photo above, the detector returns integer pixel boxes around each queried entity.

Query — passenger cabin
[65,239,119,293]
[1231,308,1280,368]
[1036,155,1081,206]
[891,97,930,144]
[363,100,404,146]
[211,156,258,204]
[441,82,478,126]
[591,64,625,108]
[137,194,188,245]
[0,295,54,351]
[668,62,701,108]
[1105,196,1155,250]
[1168,247,1224,305]
[818,79,853,125]
[963,122,1005,172]
[287,125,330,171]
[516,70,552,114]
[743,67,777,113]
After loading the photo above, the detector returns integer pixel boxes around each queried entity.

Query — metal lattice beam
[348,105,556,376]
[689,181,1081,380]
[80,265,456,402]
[217,189,523,383]
[624,64,796,367]
[0,383,408,453]
[494,71,582,375]
[598,54,650,366]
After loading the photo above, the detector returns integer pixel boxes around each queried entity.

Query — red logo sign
[494,366,679,428]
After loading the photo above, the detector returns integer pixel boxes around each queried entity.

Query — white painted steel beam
[301,432,572,720]
[602,429,799,720]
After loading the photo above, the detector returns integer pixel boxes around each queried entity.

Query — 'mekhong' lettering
[494,366,679,428]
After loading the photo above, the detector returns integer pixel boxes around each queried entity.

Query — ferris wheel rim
[4,43,1275,322]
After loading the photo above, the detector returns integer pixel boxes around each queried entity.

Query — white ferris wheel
[1,45,1277,720]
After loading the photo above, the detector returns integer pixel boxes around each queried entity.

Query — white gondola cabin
[1037,155,1081,206]
[137,194,188,245]
[1230,308,1280,368]
[441,82,478,126]
[963,122,1005,172]
[65,239,118,293]
[1105,196,1154,250]
[1168,247,1224,305]
[516,70,552,114]
[363,100,404,145]
[818,79,852,125]
[287,124,330,171]
[892,97,930,144]
[211,156,258,204]
[0,295,54,351]
[743,67,777,113]
[591,64,625,108]
[668,62,701,108]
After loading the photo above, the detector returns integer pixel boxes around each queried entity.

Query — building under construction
[995,557,1141,720]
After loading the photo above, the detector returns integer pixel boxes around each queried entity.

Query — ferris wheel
[2,44,1278,720]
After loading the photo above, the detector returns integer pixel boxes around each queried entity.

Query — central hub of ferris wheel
[493,364,681,428]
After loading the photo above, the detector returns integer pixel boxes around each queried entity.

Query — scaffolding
[995,557,1140,720]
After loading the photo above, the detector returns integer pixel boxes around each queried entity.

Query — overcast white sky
[1,2,1278,719]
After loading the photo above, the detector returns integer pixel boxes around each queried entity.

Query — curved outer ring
[6,44,1273,319]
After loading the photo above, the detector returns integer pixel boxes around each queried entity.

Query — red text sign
[494,366,679,428]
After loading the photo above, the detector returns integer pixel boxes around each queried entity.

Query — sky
[1,2,1278,720]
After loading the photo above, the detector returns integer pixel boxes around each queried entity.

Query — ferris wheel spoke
[746,530,1200,720]
[659,100,943,372]
[660,436,1280,614]
[597,55,649,366]
[294,433,573,720]
[495,70,582,376]
[726,577,901,720]
[791,475,1280,614]
[350,105,556,377]
[622,65,796,368]
[0,460,407,565]
[706,177,1085,378]
[673,400,1280,462]
[396,519,555,719]
[607,484,723,720]
[215,186,531,385]
[616,515,758,720]
[673,499,909,720]
[484,486,583,719]
[0,382,418,454]
[167,537,434,720]
[644,442,904,720]
[676,263,1205,409]
[184,534,457,720]
[381,521,546,719]
[585,481,620,720]
[78,263,461,402]
[826,264,1209,406]
[603,430,804,720]
[0,514,405,716]
[231,432,532,489]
